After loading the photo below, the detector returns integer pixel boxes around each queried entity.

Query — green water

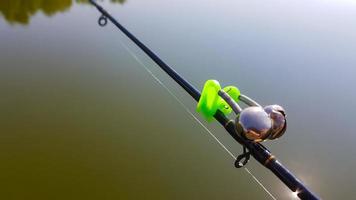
[1,0,356,199]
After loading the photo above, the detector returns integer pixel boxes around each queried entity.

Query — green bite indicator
[197,80,240,121]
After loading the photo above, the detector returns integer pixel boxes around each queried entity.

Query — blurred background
[1,0,356,199]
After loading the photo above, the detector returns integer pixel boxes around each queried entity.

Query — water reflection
[0,0,125,25]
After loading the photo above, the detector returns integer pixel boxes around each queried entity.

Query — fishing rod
[88,1,319,199]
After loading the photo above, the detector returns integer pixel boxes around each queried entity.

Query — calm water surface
[1,0,356,199]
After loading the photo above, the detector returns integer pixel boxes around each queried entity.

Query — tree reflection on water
[0,0,125,25]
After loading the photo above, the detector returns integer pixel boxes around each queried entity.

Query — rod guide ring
[98,15,108,27]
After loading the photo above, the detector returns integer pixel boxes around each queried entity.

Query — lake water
[1,0,356,199]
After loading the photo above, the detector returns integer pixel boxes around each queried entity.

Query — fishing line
[117,38,277,200]
[89,2,320,199]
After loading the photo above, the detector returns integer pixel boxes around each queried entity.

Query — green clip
[197,80,240,121]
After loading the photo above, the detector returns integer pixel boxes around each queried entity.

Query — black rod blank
[88,1,319,199]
